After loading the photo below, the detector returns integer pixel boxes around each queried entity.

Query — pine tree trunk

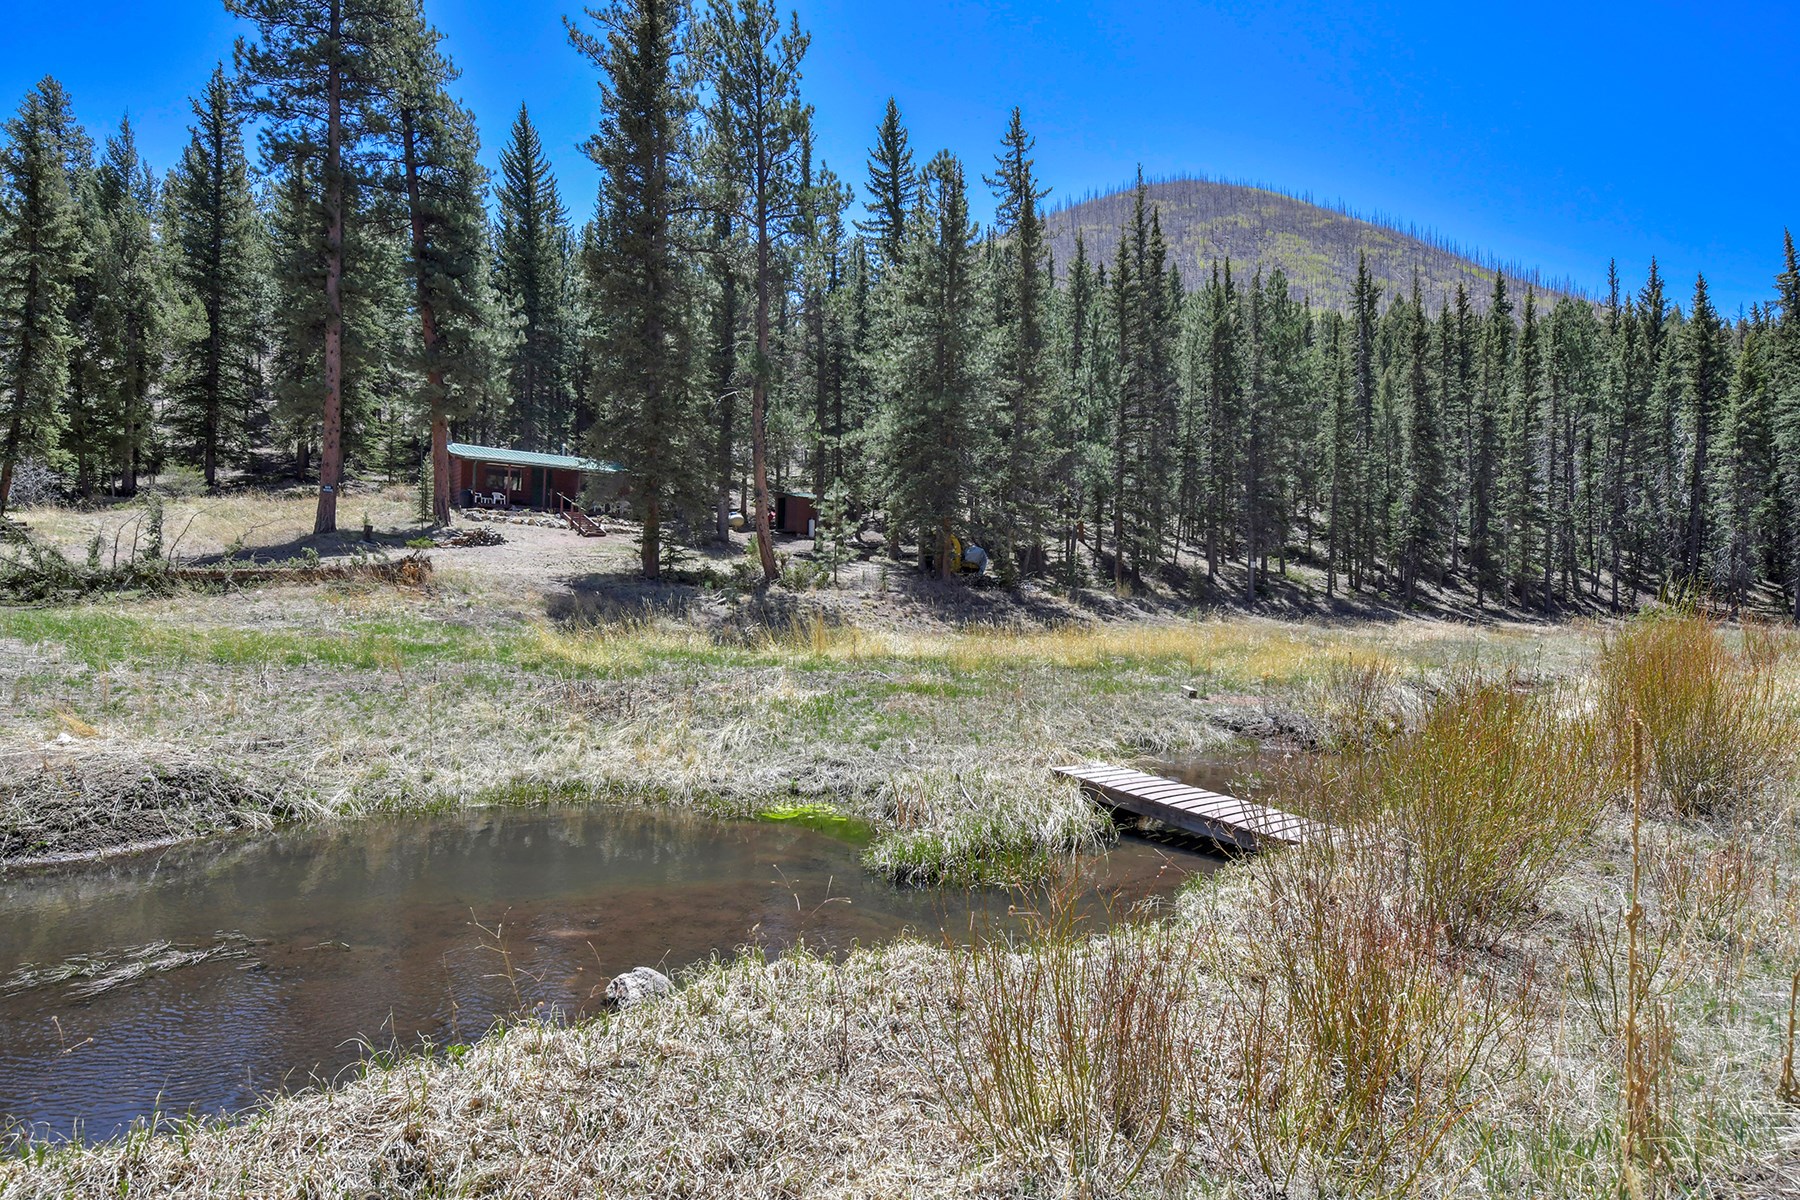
[751,192,778,584]
[401,108,452,526]
[204,106,224,490]
[0,406,21,518]
[643,493,661,578]
[713,218,736,543]
[314,2,346,537]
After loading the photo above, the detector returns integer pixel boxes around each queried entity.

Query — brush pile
[0,747,299,865]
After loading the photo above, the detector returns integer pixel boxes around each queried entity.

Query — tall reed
[1279,674,1616,947]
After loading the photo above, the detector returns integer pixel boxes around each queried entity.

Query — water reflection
[0,805,1218,1141]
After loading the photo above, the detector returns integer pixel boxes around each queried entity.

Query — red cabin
[447,443,628,512]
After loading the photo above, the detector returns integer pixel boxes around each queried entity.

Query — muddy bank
[0,749,299,867]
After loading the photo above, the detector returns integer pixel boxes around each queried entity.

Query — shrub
[150,464,208,498]
[5,457,65,508]
[1222,838,1531,1191]
[1597,611,1795,818]
[1306,654,1407,750]
[780,558,829,591]
[1277,675,1615,947]
[1380,678,1616,946]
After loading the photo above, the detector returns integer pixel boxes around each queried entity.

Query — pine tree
[1639,259,1679,580]
[570,0,708,579]
[1321,309,1354,597]
[1198,261,1239,582]
[702,206,741,539]
[1469,274,1512,605]
[1548,296,1600,604]
[1681,273,1727,584]
[166,66,267,486]
[880,150,982,577]
[1711,322,1775,611]
[814,473,853,583]
[389,6,501,523]
[1774,233,1800,619]
[0,79,85,515]
[855,98,915,273]
[1505,290,1545,608]
[230,0,406,533]
[1394,271,1442,604]
[1440,284,1474,578]
[1349,252,1380,589]
[699,0,812,584]
[1266,282,1316,573]
[983,107,1054,577]
[1060,229,1110,584]
[94,117,164,495]
[493,105,574,450]
[1240,268,1269,602]
[1110,175,1177,586]
[61,141,107,501]
[1598,261,1632,607]
[266,153,323,474]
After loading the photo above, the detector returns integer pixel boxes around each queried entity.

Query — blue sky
[3,0,1796,312]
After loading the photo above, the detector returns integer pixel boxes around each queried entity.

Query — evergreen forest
[3,0,1798,616]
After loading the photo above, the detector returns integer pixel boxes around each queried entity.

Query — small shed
[774,490,818,537]
[447,443,626,511]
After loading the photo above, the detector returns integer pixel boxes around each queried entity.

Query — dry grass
[0,746,308,863]
[919,886,1202,1189]
[1597,610,1798,818]
[0,943,999,1198]
[532,609,1547,691]
[1217,840,1532,1194]
[13,484,423,562]
[10,571,1800,1197]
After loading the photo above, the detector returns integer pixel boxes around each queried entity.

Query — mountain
[1042,176,1581,311]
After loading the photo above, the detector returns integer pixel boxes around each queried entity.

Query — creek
[1,802,1224,1142]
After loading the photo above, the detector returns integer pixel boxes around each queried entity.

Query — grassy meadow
[2,491,1799,1197]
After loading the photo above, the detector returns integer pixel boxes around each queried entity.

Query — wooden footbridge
[1055,763,1334,851]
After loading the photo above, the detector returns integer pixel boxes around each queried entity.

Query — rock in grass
[604,966,673,1008]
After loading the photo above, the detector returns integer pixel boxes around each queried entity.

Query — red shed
[774,490,818,536]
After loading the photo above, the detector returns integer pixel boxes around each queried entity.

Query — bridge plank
[1055,762,1331,848]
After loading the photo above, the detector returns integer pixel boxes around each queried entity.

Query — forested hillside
[1044,176,1579,309]
[1,0,1798,619]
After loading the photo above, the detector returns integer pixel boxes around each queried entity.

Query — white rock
[604,966,674,1008]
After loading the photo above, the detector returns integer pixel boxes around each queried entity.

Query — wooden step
[564,509,605,538]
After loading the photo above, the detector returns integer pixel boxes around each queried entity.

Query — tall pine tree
[983,107,1054,577]
[571,0,708,578]
[166,66,268,486]
[0,79,84,514]
[493,106,575,451]
[880,150,982,578]
[230,0,406,532]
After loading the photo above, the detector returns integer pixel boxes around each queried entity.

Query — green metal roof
[447,442,622,473]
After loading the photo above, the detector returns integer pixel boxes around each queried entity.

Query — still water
[0,804,1219,1142]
